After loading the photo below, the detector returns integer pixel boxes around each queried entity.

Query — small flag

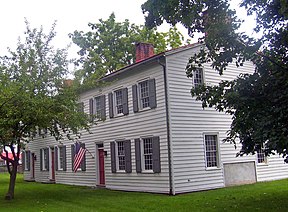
[73,142,86,172]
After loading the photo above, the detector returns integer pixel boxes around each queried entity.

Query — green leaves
[0,21,90,148]
[143,0,288,161]
[69,13,185,89]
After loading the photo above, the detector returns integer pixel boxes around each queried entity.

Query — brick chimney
[135,42,155,62]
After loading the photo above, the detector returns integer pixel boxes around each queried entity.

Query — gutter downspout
[158,56,174,195]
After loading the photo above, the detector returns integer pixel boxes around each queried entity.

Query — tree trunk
[5,163,17,200]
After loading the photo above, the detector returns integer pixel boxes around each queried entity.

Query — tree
[69,13,186,89]
[142,0,288,160]
[0,21,89,200]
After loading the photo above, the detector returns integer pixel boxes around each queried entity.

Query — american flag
[73,142,86,172]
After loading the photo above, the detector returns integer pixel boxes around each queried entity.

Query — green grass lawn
[0,173,288,212]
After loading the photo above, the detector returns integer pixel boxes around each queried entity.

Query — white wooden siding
[165,45,288,194]
[25,61,170,193]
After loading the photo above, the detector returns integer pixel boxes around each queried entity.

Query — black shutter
[71,144,75,171]
[122,88,129,115]
[81,143,86,171]
[152,136,161,173]
[110,142,116,173]
[149,79,157,109]
[55,147,58,171]
[135,139,142,173]
[124,140,132,173]
[46,148,49,171]
[63,146,67,171]
[132,84,139,113]
[108,93,114,118]
[22,151,25,171]
[27,151,31,171]
[40,149,43,171]
[89,98,94,122]
[100,95,106,120]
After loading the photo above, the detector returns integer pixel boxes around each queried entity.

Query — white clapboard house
[23,43,288,194]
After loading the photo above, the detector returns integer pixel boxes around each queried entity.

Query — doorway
[96,144,105,186]
[50,148,55,181]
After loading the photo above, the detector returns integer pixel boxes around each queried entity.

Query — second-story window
[108,88,128,118]
[115,89,124,115]
[193,68,203,87]
[139,80,150,109]
[132,78,157,113]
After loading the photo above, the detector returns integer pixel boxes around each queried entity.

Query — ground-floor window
[204,134,219,168]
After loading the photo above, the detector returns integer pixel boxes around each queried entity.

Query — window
[204,135,219,168]
[115,90,124,115]
[108,88,128,118]
[143,138,153,170]
[193,68,203,87]
[132,79,157,112]
[135,136,161,173]
[256,145,267,164]
[40,148,49,171]
[23,151,31,171]
[56,146,66,171]
[139,80,150,109]
[117,141,125,171]
[95,95,106,120]
[110,140,131,173]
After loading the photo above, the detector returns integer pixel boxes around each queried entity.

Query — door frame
[95,143,105,186]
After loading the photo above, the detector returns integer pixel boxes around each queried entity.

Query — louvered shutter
[100,95,106,120]
[81,143,86,171]
[124,140,132,173]
[132,84,139,112]
[89,98,94,122]
[71,145,75,171]
[63,146,67,171]
[46,148,49,171]
[122,88,129,115]
[110,142,116,173]
[108,93,114,118]
[149,79,157,109]
[152,136,161,173]
[40,149,43,171]
[135,139,142,173]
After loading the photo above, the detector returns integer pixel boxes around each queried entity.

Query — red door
[51,150,55,181]
[98,149,105,185]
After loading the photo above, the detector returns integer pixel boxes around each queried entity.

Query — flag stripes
[73,143,86,172]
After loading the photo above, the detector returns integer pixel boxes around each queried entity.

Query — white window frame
[141,137,153,172]
[94,96,102,119]
[41,148,48,171]
[138,80,150,110]
[256,146,268,165]
[203,133,220,169]
[116,141,125,172]
[57,146,64,171]
[113,89,124,116]
[192,68,204,88]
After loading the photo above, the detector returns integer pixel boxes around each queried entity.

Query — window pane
[95,96,101,118]
[257,148,265,163]
[205,135,218,168]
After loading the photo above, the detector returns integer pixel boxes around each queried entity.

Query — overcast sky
[0,0,255,61]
